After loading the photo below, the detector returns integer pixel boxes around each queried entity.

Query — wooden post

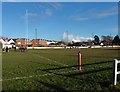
[78,51,82,71]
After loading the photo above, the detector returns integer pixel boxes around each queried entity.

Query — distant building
[16,38,31,46]
[31,39,39,47]
[8,39,15,44]
[32,39,47,47]
[0,37,60,47]
[0,38,15,48]
[47,40,57,45]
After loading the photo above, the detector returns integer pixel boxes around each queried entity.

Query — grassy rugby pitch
[2,48,120,91]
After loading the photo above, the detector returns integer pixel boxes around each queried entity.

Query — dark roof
[12,39,17,42]
[16,38,30,40]
[31,39,40,41]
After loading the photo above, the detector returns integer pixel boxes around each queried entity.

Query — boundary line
[29,52,76,70]
[2,50,78,82]
[29,52,70,67]
[1,69,79,82]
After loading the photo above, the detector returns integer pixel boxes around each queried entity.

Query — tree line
[66,35,120,46]
[93,35,120,46]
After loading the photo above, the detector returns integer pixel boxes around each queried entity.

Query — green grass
[2,48,120,91]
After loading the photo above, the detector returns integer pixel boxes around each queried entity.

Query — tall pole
[25,10,28,46]
[92,32,94,41]
[0,1,2,92]
[66,30,68,42]
[35,28,37,40]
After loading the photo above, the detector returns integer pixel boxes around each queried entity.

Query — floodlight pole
[66,30,68,43]
[35,28,37,40]
[25,10,28,47]
[92,32,94,41]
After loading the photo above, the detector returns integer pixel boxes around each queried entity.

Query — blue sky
[1,0,120,2]
[0,2,1,36]
[2,2,118,42]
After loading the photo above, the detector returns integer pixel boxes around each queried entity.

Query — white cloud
[70,14,89,21]
[22,12,38,20]
[44,8,53,16]
[70,6,118,21]
[37,2,62,18]
[20,3,58,23]
[27,12,38,17]
[48,2,62,10]
[2,0,17,2]
[96,7,118,18]
[105,27,118,34]
[63,32,92,42]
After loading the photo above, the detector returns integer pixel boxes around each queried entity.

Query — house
[0,38,5,48]
[39,39,47,46]
[47,40,57,45]
[16,38,31,46]
[8,39,16,44]
[12,39,17,44]
[32,39,47,47]
[0,38,15,48]
[31,39,39,47]
[0,38,5,44]
[16,38,25,45]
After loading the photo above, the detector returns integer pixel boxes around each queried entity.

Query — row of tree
[94,35,120,45]
[48,35,120,46]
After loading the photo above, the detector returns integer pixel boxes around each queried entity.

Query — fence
[113,59,120,85]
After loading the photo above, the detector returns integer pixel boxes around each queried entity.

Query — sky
[1,2,118,42]
[1,0,120,2]
[0,2,1,36]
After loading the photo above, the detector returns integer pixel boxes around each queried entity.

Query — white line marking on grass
[29,52,69,67]
[1,73,54,81]
[29,52,77,70]
[1,70,79,82]
[4,71,16,75]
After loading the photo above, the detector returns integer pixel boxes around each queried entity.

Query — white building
[47,41,56,45]
[0,38,15,48]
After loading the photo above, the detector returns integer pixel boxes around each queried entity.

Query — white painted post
[113,59,120,85]
[113,59,118,85]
